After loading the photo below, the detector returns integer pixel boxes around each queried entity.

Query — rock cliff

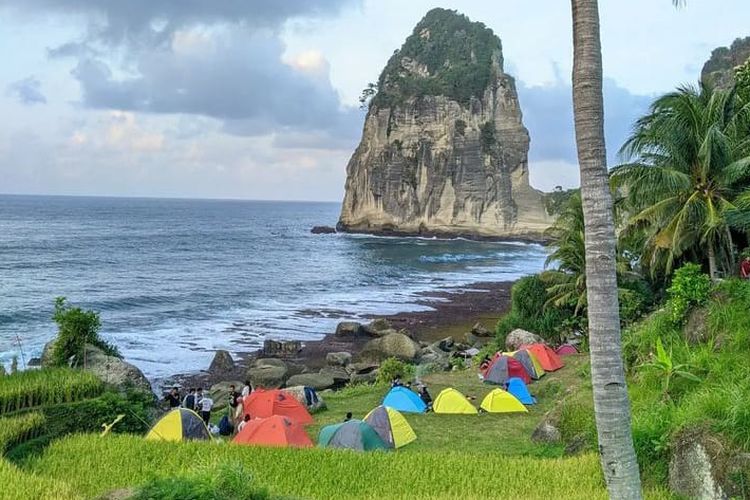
[337,8,550,240]
[701,36,750,89]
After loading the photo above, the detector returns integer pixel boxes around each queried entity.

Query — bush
[133,463,274,500]
[666,264,711,324]
[51,297,120,366]
[375,358,415,385]
[510,275,548,320]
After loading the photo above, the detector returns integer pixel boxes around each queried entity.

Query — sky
[0,0,748,201]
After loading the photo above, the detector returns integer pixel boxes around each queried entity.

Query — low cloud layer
[6,77,46,105]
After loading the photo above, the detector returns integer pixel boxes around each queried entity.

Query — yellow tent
[432,388,478,415]
[145,408,211,441]
[364,405,416,448]
[504,350,545,379]
[480,389,528,414]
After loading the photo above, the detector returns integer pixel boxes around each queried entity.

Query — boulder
[311,225,336,234]
[360,332,420,362]
[684,307,709,345]
[326,351,352,367]
[286,373,335,391]
[564,435,590,456]
[208,350,235,374]
[346,361,379,375]
[505,328,544,351]
[434,337,455,352]
[531,422,562,444]
[335,321,363,337]
[350,370,379,384]
[247,359,288,389]
[465,332,491,347]
[669,430,726,500]
[262,339,301,357]
[40,340,57,367]
[283,385,326,412]
[362,318,393,337]
[419,346,451,372]
[319,366,350,386]
[470,322,493,337]
[208,381,242,412]
[27,357,41,367]
[82,345,152,393]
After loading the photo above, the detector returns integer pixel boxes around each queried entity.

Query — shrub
[133,463,274,500]
[666,264,711,324]
[51,297,120,366]
[375,358,415,385]
[511,275,548,319]
[0,368,104,415]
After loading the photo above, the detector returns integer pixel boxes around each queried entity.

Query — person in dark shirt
[182,388,196,410]
[391,376,403,388]
[418,385,432,409]
[165,386,181,409]
[228,384,240,410]
[344,412,352,422]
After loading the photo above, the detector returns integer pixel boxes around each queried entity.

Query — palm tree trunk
[708,244,717,281]
[570,0,642,498]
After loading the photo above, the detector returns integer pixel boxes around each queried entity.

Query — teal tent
[318,420,388,451]
[382,386,427,413]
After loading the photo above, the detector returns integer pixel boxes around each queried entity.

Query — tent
[521,344,565,372]
[233,415,313,448]
[555,344,578,356]
[507,377,536,405]
[382,386,427,414]
[484,354,531,385]
[242,389,314,425]
[145,408,210,442]
[364,405,416,449]
[480,389,528,414]
[318,420,388,451]
[506,350,545,380]
[432,388,478,415]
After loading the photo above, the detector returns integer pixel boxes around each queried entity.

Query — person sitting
[741,256,750,279]
[418,385,432,409]
[237,414,251,433]
[479,356,491,372]
[344,412,353,422]
[391,376,403,387]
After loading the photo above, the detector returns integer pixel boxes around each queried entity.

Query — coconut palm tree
[612,84,750,280]
[569,0,642,497]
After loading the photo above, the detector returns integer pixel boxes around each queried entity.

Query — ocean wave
[419,253,490,263]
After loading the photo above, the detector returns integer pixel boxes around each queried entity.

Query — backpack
[218,415,233,436]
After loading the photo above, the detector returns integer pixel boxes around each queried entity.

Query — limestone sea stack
[701,36,750,90]
[337,8,551,240]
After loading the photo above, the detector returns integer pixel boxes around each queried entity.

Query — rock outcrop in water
[337,8,550,240]
[702,36,750,89]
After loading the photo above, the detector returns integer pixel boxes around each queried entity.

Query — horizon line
[0,192,342,204]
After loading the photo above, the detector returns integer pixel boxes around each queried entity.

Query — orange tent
[233,415,313,448]
[242,389,314,425]
[521,343,564,371]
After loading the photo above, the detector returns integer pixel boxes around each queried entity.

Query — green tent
[318,420,388,451]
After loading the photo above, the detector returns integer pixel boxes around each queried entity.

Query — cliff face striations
[337,9,550,240]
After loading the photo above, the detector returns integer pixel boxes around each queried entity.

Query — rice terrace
[2,1,750,499]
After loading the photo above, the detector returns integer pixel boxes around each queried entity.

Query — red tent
[555,344,578,356]
[242,389,314,425]
[521,344,564,371]
[233,415,313,448]
[484,353,531,385]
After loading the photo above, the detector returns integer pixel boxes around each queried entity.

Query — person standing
[741,256,750,279]
[182,388,196,411]
[165,387,181,409]
[195,387,204,409]
[199,393,214,426]
[241,380,252,398]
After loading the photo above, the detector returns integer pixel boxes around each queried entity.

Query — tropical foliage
[51,296,120,367]
[612,83,750,279]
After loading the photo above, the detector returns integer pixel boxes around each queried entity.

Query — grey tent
[483,355,509,385]
[512,350,543,380]
[318,420,387,451]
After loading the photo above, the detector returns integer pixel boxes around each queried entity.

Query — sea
[0,195,548,381]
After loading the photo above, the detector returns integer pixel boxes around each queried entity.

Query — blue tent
[507,377,536,405]
[382,386,427,413]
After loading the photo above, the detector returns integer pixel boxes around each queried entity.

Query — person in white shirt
[241,380,252,398]
[199,395,214,426]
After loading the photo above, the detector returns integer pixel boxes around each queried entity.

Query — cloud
[518,77,653,166]
[6,77,47,105]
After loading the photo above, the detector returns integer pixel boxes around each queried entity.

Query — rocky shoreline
[161,281,514,394]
